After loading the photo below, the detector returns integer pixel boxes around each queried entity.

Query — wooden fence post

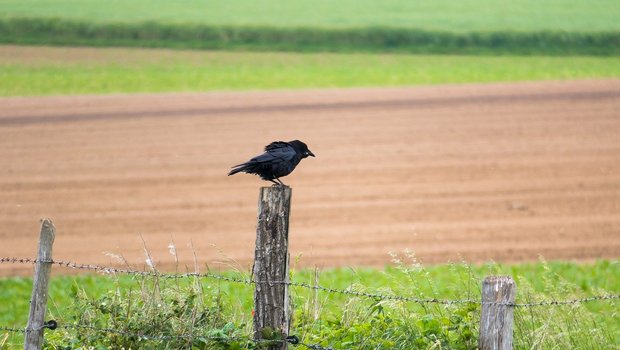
[24,219,56,350]
[479,276,516,350]
[253,186,292,350]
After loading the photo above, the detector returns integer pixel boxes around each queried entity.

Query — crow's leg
[268,179,280,186]
[275,178,286,186]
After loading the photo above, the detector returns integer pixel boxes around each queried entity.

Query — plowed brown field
[1,80,619,276]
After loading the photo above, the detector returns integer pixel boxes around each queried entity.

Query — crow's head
[289,140,315,158]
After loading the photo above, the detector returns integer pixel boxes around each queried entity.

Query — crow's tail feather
[227,167,243,176]
[228,161,259,176]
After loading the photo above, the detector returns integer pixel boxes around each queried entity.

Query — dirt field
[1,80,619,276]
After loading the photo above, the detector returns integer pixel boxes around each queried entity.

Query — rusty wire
[1,256,619,307]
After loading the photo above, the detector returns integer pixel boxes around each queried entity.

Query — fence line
[1,256,618,308]
[3,188,620,349]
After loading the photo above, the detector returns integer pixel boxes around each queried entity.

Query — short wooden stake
[24,219,56,350]
[479,276,516,350]
[253,186,292,350]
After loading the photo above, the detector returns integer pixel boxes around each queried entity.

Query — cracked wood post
[479,276,516,350]
[25,219,56,350]
[253,186,292,350]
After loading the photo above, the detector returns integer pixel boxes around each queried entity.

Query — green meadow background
[1,0,620,96]
[1,0,619,31]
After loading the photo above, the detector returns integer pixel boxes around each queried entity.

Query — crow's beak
[308,150,315,157]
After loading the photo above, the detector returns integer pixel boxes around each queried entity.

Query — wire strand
[2,257,618,307]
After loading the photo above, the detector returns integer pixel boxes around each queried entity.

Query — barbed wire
[0,257,474,306]
[0,320,57,334]
[0,325,25,334]
[512,294,620,307]
[2,257,619,308]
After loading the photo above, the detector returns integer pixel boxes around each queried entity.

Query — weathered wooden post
[253,186,292,349]
[479,276,516,350]
[25,219,56,350]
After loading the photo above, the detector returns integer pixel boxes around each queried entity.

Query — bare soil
[1,80,619,276]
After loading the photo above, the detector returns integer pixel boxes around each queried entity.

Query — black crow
[228,140,315,186]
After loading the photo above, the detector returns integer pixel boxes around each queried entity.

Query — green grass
[2,46,620,96]
[1,0,619,32]
[0,259,618,349]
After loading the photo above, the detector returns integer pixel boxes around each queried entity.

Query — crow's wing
[230,143,294,168]
[252,144,296,164]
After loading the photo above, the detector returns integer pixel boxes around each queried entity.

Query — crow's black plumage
[228,140,315,185]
